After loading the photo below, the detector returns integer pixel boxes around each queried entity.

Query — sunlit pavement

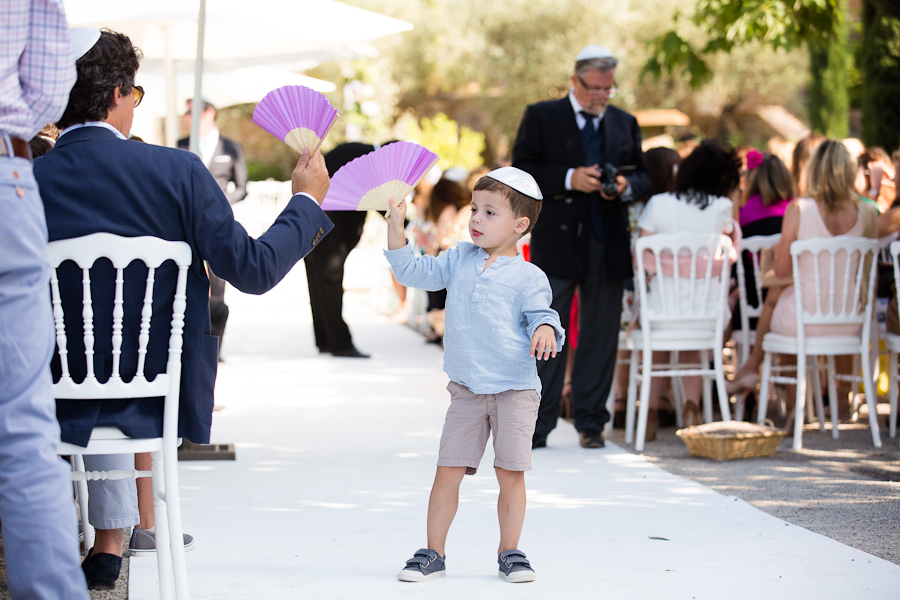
[131,231,900,599]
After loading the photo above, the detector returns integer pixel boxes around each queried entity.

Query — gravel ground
[0,530,130,600]
[608,420,900,565]
[2,423,897,598]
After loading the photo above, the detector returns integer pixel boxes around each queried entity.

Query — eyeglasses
[132,85,144,108]
[577,75,617,98]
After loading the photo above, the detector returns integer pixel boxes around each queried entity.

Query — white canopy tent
[64,0,412,146]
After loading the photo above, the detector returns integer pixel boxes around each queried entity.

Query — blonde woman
[769,140,878,338]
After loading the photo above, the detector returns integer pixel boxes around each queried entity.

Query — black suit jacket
[36,127,333,446]
[512,97,650,280]
[177,134,248,205]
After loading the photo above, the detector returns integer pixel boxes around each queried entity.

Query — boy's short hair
[473,176,542,236]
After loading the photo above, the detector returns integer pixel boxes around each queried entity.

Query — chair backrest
[735,233,782,331]
[47,233,192,440]
[889,240,900,319]
[635,232,733,330]
[790,236,879,342]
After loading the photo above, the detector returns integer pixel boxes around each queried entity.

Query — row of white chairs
[619,231,895,453]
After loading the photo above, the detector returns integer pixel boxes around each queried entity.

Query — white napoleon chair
[757,236,881,450]
[626,232,734,452]
[731,233,782,420]
[883,240,900,442]
[48,233,192,600]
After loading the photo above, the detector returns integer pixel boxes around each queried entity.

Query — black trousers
[304,211,366,352]
[535,239,624,439]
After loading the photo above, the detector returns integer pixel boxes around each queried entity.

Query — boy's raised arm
[387,196,408,250]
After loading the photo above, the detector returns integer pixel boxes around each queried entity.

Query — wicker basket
[676,421,786,461]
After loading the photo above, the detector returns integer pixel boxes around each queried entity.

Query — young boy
[384,166,565,583]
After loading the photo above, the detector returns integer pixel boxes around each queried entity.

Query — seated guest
[727,151,795,394]
[34,28,333,589]
[637,139,742,426]
[764,141,878,428]
[770,141,878,339]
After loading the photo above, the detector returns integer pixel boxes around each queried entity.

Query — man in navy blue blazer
[34,29,333,587]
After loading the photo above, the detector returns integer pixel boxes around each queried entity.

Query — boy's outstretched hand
[530,324,558,360]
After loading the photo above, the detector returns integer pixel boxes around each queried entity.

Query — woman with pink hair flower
[727,150,796,394]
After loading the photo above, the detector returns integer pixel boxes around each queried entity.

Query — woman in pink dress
[730,140,877,403]
[769,141,878,337]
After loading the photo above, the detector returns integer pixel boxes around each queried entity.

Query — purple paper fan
[321,142,440,211]
[252,85,339,154]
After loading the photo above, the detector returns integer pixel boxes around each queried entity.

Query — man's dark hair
[57,29,142,129]
[673,139,742,209]
[473,176,542,236]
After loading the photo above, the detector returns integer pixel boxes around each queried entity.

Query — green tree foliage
[397,113,486,170]
[859,0,900,151]
[642,0,847,137]
[343,0,809,156]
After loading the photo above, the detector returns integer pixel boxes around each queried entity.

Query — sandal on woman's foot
[726,372,758,395]
[682,400,700,427]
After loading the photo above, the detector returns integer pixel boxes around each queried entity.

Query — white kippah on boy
[384,166,565,584]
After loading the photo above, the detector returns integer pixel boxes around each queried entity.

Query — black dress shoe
[532,434,547,449]
[331,346,370,358]
[82,548,122,590]
[579,430,605,448]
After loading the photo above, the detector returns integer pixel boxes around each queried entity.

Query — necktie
[580,111,607,240]
[580,111,595,149]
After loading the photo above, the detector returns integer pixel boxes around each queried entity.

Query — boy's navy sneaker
[498,549,535,582]
[398,548,446,581]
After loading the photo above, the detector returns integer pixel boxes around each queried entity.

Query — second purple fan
[321,141,439,212]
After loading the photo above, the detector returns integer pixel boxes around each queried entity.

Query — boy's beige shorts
[437,381,540,475]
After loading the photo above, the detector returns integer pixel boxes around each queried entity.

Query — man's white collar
[58,121,128,141]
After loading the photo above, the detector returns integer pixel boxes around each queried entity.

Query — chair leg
[850,354,861,422]
[625,348,640,445]
[805,374,816,425]
[163,442,190,600]
[890,351,898,439]
[793,353,808,450]
[811,358,826,432]
[713,345,731,421]
[860,347,883,449]
[73,454,94,551]
[827,356,839,439]
[701,350,713,424]
[671,351,684,428]
[635,348,654,453]
[758,351,773,424]
[604,367,616,437]
[151,450,176,600]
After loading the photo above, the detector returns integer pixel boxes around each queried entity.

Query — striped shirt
[0,0,75,140]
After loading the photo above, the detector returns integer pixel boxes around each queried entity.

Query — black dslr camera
[599,162,620,198]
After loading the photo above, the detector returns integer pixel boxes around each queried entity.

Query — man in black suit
[304,142,375,358]
[178,99,249,356]
[512,45,650,449]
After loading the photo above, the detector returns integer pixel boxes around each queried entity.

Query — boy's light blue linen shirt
[385,241,565,395]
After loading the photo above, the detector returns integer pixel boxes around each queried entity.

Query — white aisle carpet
[131,256,899,600]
